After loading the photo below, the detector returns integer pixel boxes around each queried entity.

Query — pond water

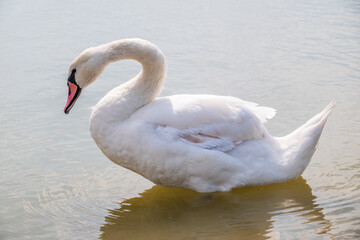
[1,0,359,239]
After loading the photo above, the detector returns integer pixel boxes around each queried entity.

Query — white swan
[64,38,335,192]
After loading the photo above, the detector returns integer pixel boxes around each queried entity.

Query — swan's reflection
[100,177,330,239]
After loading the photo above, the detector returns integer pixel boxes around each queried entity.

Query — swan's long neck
[89,39,166,145]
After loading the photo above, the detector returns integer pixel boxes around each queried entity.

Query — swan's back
[130,94,275,137]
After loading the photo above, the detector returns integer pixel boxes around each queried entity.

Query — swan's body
[64,38,334,192]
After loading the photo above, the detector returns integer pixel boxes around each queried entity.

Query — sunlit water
[1,0,359,239]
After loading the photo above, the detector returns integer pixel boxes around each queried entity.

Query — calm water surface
[1,0,359,239]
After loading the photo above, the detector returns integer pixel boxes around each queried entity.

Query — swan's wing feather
[132,94,275,151]
[155,124,238,151]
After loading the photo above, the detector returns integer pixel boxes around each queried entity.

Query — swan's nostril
[67,82,70,95]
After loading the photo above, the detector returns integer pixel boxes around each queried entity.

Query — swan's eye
[72,68,76,74]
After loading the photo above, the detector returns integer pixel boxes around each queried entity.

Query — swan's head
[64,47,106,114]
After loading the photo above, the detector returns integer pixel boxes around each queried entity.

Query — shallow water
[1,0,359,239]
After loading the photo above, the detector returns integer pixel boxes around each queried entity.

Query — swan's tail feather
[279,101,335,177]
[286,101,335,140]
[301,100,336,130]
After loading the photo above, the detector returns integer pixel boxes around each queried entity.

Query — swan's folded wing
[154,124,238,151]
[178,130,239,152]
[138,94,275,151]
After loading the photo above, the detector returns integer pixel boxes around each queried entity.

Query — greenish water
[0,0,359,239]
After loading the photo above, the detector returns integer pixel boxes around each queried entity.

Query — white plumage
[64,38,335,192]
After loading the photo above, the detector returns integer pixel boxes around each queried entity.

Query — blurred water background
[0,0,359,239]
